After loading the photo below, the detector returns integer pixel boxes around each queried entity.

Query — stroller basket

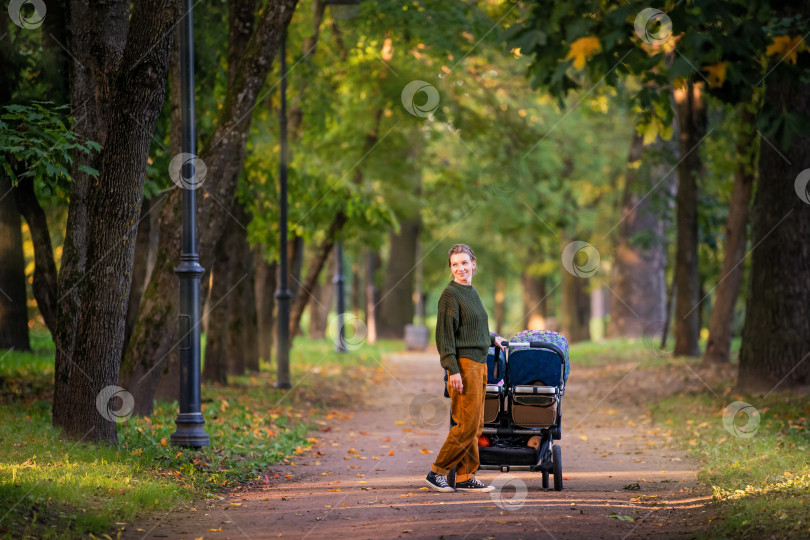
[511,385,558,428]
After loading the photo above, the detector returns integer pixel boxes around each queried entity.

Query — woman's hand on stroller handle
[494,336,508,351]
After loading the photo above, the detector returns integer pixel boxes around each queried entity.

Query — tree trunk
[365,250,379,344]
[228,205,258,373]
[123,196,154,353]
[53,0,129,432]
[255,253,276,363]
[738,52,810,391]
[0,175,30,350]
[561,265,590,343]
[202,228,235,385]
[122,0,299,414]
[494,276,505,335]
[289,212,346,341]
[607,132,670,338]
[309,250,336,339]
[703,106,756,365]
[56,0,180,445]
[521,271,547,331]
[13,176,58,334]
[377,219,420,339]
[672,81,705,357]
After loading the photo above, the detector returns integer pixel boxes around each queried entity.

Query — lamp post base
[170,413,210,448]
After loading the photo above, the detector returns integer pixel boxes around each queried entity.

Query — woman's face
[450,252,475,285]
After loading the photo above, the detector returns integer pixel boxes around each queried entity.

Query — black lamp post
[171,0,210,448]
[275,29,292,389]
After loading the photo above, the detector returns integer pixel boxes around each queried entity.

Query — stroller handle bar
[501,341,567,366]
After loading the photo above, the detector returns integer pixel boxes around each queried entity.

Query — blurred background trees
[2,0,809,444]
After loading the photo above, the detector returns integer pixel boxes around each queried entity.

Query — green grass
[0,331,402,539]
[651,389,809,538]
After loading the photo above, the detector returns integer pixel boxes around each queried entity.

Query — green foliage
[0,102,99,200]
[509,0,810,148]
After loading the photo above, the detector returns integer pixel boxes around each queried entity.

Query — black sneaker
[455,477,495,492]
[425,471,455,492]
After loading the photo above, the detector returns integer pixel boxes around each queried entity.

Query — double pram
[448,329,570,490]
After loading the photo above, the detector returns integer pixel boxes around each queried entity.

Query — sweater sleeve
[490,331,498,347]
[436,292,460,375]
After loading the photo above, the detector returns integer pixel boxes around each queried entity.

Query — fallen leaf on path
[382,437,391,442]
[360,432,370,436]
[349,465,361,469]
[579,435,588,441]
[328,488,341,492]
[348,448,358,453]
[623,483,640,491]
[420,448,433,454]
[402,429,412,432]
[419,487,429,491]
[229,502,242,506]
[320,472,332,476]
[394,421,406,425]
[388,450,395,456]
[285,474,294,479]
[208,528,223,532]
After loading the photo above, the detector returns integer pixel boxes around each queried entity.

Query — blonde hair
[448,244,477,275]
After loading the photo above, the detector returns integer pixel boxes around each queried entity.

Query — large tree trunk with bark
[55,0,180,445]
[607,133,670,338]
[738,53,810,391]
[123,195,155,352]
[377,220,420,339]
[703,106,756,365]
[0,175,30,350]
[122,0,298,414]
[52,0,130,432]
[672,81,705,357]
[560,264,590,343]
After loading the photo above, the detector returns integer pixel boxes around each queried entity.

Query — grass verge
[0,331,401,539]
[650,386,809,538]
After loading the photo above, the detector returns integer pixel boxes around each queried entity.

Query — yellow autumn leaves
[565,34,807,87]
[566,36,602,69]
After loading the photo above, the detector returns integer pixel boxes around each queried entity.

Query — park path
[125,350,714,540]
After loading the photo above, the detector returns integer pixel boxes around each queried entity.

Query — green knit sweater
[436,280,496,375]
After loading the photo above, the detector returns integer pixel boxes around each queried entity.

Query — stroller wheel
[542,471,549,489]
[552,444,563,491]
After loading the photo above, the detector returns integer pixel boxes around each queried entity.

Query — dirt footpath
[126,351,714,540]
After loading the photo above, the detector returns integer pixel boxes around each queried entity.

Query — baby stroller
[448,329,570,490]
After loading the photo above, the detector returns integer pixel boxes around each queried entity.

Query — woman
[425,244,506,492]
